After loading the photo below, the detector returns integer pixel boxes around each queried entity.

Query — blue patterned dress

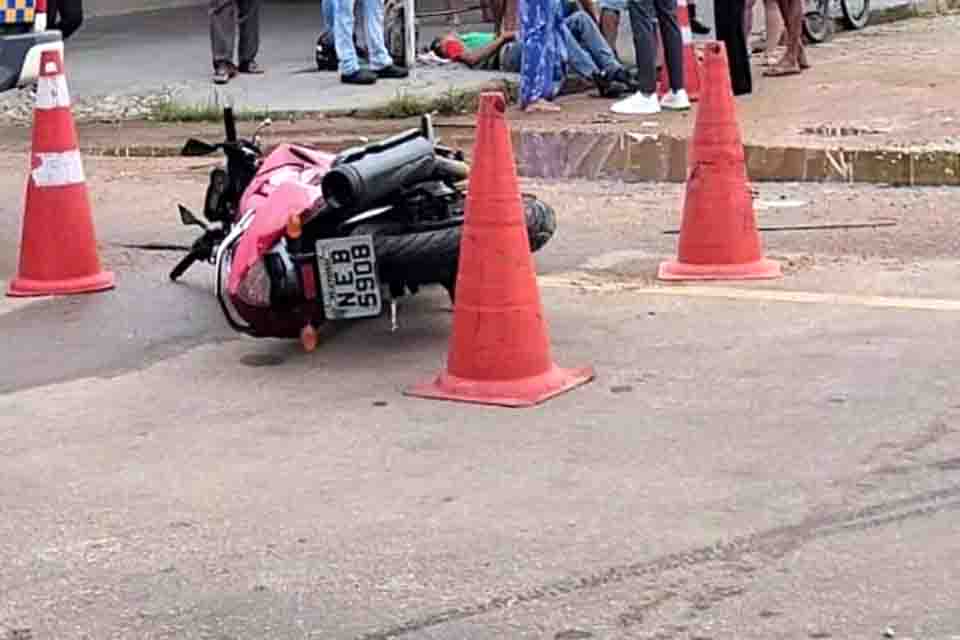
[519,0,567,108]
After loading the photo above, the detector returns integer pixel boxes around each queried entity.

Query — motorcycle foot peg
[390,299,399,333]
[300,324,319,352]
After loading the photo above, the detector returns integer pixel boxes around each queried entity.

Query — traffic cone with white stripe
[7,49,114,297]
[676,0,702,102]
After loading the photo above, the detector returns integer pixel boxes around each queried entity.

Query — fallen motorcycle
[170,107,557,345]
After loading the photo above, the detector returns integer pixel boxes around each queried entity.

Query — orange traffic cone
[677,0,702,102]
[7,49,114,297]
[658,41,780,281]
[406,92,594,407]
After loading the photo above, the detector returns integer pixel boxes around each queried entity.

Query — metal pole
[404,0,416,75]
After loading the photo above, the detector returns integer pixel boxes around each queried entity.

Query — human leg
[53,0,84,40]
[565,10,622,74]
[610,0,661,113]
[357,0,391,69]
[653,0,684,92]
[626,0,657,93]
[715,0,752,94]
[765,0,802,74]
[209,0,237,82]
[688,1,710,33]
[763,0,784,63]
[236,0,262,71]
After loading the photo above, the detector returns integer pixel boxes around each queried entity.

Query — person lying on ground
[430,2,630,98]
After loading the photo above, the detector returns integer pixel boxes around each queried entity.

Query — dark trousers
[209,0,261,67]
[627,0,684,94]
[47,0,84,40]
[714,0,752,95]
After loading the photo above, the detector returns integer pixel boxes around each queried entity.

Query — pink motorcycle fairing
[227,143,335,296]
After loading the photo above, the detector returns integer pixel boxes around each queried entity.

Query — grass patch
[149,98,300,123]
[363,81,520,119]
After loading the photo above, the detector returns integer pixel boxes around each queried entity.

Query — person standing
[331,0,408,84]
[210,0,264,84]
[610,0,688,115]
[764,0,808,75]
[745,0,784,66]
[47,0,84,41]
[714,0,751,95]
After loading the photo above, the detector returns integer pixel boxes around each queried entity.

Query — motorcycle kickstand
[389,298,399,333]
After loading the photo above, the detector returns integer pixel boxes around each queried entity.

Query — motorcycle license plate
[315,235,382,320]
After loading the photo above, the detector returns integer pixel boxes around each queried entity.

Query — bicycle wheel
[841,0,871,29]
[803,0,833,44]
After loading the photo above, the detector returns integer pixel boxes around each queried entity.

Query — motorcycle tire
[840,0,870,29]
[351,194,556,289]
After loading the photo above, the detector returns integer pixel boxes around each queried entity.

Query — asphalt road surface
[2,157,959,639]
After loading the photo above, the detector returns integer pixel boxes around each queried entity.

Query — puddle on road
[91,129,960,186]
[443,130,960,187]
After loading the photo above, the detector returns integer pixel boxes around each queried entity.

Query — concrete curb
[70,133,960,187]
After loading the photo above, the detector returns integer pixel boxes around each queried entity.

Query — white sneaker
[661,89,691,111]
[610,92,661,115]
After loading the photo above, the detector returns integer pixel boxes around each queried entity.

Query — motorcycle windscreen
[227,180,317,298]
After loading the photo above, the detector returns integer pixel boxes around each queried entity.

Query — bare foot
[798,48,811,70]
[763,58,802,76]
[524,99,561,113]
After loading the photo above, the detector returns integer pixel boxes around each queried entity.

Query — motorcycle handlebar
[224,107,238,144]
[169,251,198,281]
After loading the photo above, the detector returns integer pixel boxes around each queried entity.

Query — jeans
[628,0,684,93]
[505,11,622,78]
[562,10,621,78]
[332,0,392,75]
[599,0,627,10]
[210,0,261,66]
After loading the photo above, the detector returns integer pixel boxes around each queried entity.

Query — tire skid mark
[356,484,960,640]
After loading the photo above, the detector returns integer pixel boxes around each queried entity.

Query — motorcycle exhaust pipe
[322,135,437,212]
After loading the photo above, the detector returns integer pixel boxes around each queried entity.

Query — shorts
[499,41,522,72]
[599,0,627,12]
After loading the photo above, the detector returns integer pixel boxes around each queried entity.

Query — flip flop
[763,65,802,77]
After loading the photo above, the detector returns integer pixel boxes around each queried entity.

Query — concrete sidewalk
[44,0,947,117]
[57,1,510,113]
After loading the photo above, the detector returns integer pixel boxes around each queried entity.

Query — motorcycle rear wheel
[351,194,557,295]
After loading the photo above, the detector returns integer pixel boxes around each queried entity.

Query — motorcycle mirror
[252,118,273,146]
[179,205,208,229]
[181,138,219,157]
[420,113,435,142]
[255,118,273,135]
